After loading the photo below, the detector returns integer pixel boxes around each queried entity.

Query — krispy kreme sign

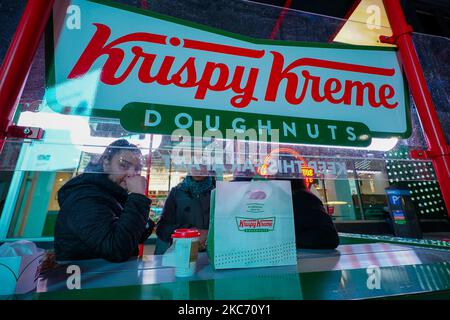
[46,0,411,147]
[236,217,276,232]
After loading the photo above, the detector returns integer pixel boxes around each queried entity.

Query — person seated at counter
[290,178,340,249]
[54,139,154,263]
[155,167,215,254]
[232,175,339,249]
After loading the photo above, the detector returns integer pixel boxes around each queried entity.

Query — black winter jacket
[54,173,153,262]
[293,189,340,249]
[156,185,211,244]
[231,178,339,249]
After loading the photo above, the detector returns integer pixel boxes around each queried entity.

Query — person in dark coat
[290,179,339,249]
[155,174,214,254]
[232,176,339,249]
[54,139,154,262]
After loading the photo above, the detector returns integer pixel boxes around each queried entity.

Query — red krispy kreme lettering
[68,23,259,108]
[68,24,399,110]
[265,51,398,109]
[239,219,273,228]
[257,220,273,227]
[68,23,166,84]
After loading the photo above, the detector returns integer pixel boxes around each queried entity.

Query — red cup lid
[171,228,201,238]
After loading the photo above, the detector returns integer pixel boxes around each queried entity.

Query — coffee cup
[171,228,201,277]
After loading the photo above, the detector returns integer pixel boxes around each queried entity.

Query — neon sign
[257,147,315,188]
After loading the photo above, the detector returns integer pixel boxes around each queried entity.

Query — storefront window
[0,0,448,243]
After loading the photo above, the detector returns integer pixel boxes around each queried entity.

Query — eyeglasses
[118,157,143,173]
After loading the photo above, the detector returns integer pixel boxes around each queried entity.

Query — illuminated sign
[258,148,316,188]
[47,0,411,147]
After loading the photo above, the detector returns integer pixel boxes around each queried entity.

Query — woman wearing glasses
[54,139,154,262]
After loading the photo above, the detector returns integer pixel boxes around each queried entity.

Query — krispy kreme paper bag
[207,180,297,269]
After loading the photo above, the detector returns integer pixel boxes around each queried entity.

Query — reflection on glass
[0,0,447,243]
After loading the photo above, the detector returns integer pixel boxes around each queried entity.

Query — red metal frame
[6,125,44,140]
[269,0,292,40]
[0,0,54,152]
[140,0,148,9]
[382,0,450,217]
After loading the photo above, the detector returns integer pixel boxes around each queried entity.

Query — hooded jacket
[54,173,153,262]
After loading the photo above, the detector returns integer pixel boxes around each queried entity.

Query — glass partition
[412,32,450,145]
[0,0,448,242]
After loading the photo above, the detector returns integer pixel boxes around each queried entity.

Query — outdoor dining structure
[0,0,449,300]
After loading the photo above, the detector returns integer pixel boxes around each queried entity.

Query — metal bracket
[379,25,414,44]
[6,125,44,140]
[379,35,396,45]
[409,150,429,160]
[410,147,450,160]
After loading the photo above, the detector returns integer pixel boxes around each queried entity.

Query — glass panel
[0,1,27,64]
[0,0,448,241]
[412,33,450,145]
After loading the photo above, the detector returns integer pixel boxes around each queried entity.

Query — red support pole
[269,0,292,40]
[382,0,450,216]
[0,0,54,152]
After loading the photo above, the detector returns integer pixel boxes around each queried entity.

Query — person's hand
[198,229,208,251]
[124,175,147,195]
[149,211,161,223]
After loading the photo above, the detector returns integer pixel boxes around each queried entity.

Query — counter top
[24,241,450,300]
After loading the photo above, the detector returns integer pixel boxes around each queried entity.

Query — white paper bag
[207,180,297,269]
